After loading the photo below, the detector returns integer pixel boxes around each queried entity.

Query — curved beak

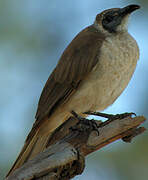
[119,4,140,16]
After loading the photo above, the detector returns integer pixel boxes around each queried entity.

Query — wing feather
[34,25,105,128]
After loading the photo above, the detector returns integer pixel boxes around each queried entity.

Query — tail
[6,113,69,177]
[6,127,52,177]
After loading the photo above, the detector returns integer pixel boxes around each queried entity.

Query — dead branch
[6,114,146,180]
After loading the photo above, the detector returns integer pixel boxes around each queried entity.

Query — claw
[71,110,100,135]
[108,112,137,120]
[83,111,137,120]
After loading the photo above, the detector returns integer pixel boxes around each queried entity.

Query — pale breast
[88,32,139,110]
[58,32,139,115]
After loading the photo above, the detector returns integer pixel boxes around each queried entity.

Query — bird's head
[94,4,140,34]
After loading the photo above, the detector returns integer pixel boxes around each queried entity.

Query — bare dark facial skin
[102,4,140,33]
[102,10,122,33]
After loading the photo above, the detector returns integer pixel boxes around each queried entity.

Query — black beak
[119,4,140,16]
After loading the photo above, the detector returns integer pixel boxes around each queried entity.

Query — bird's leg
[70,111,100,135]
[83,111,136,120]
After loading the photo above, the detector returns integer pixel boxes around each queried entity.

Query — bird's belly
[64,33,139,114]
[66,66,135,114]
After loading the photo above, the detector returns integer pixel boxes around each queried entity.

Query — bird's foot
[70,111,100,135]
[83,111,136,120]
[107,112,136,120]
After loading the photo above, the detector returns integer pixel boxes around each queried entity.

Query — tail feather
[6,112,70,177]
[6,129,52,177]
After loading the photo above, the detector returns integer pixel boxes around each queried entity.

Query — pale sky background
[0,0,148,179]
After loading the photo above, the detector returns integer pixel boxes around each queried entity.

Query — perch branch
[6,114,146,180]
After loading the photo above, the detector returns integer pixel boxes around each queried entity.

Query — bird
[7,4,140,176]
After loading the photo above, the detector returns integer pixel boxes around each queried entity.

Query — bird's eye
[104,15,114,24]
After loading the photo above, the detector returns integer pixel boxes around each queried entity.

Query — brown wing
[35,25,105,128]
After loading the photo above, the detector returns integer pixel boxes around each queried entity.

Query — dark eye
[104,15,114,23]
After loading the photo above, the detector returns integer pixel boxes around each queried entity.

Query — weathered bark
[6,114,146,180]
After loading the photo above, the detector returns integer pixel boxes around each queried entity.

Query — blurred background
[0,0,148,179]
